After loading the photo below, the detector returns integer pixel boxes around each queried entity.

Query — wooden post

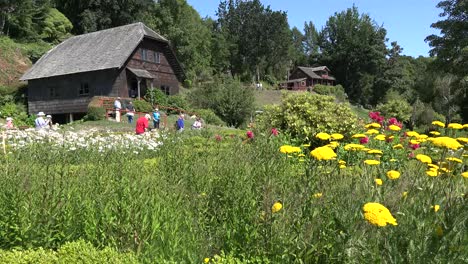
[137,78,141,99]
[69,113,74,123]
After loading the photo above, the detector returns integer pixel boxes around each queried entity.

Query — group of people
[34,112,54,130]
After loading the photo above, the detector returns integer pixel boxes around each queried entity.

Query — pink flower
[388,117,403,128]
[247,131,254,139]
[215,134,222,142]
[271,128,279,136]
[360,137,369,144]
[408,152,415,158]
[409,144,420,150]
[369,111,385,124]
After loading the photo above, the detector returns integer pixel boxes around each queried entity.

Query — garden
[0,92,466,263]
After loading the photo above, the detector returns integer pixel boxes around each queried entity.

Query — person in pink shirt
[5,117,13,129]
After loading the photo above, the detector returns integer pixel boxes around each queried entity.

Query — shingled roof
[297,66,336,81]
[20,23,184,81]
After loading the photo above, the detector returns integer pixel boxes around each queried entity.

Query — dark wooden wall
[28,69,117,114]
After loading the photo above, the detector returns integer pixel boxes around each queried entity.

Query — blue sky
[186,0,442,57]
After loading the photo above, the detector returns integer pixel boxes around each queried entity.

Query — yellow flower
[374,134,386,141]
[344,143,365,151]
[464,124,468,128]
[338,160,346,165]
[298,153,305,157]
[367,149,383,155]
[352,133,367,138]
[365,129,379,135]
[364,159,380,165]
[363,202,397,227]
[432,204,440,212]
[326,141,340,149]
[427,164,439,170]
[462,172,468,178]
[388,125,401,131]
[316,132,331,140]
[313,193,323,198]
[390,158,397,162]
[426,169,439,177]
[446,157,462,163]
[402,191,408,198]
[447,123,463,129]
[279,145,302,154]
[374,178,383,185]
[339,165,346,169]
[393,144,404,149]
[204,258,210,263]
[456,137,468,144]
[432,121,445,127]
[406,131,420,137]
[417,134,428,140]
[310,146,337,161]
[416,154,432,164]
[272,202,283,213]
[429,131,440,136]
[387,170,400,180]
[410,139,421,145]
[330,133,344,140]
[302,143,311,147]
[365,123,381,129]
[429,137,463,150]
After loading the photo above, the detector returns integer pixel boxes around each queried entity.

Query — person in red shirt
[135,114,151,135]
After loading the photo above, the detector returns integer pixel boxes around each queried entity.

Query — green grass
[254,90,283,108]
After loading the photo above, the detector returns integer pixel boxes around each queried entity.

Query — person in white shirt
[35,112,48,130]
[192,117,202,130]
[114,97,122,122]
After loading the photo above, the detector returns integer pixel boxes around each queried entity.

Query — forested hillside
[0,0,467,123]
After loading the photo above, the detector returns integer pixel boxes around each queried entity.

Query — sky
[186,0,443,57]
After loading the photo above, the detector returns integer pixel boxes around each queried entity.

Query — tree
[319,6,388,106]
[426,0,468,121]
[303,21,320,65]
[40,8,72,43]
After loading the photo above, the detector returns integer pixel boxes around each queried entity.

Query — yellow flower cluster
[313,193,323,198]
[447,123,463,129]
[344,144,365,151]
[432,120,445,127]
[352,133,367,138]
[406,131,420,137]
[374,134,386,141]
[316,132,331,140]
[279,145,302,154]
[363,202,397,227]
[387,170,400,180]
[429,131,440,136]
[393,144,404,149]
[272,202,282,213]
[429,137,463,150]
[446,157,462,163]
[331,133,344,140]
[368,149,383,155]
[432,204,440,212]
[457,137,468,144]
[374,178,383,185]
[365,123,381,129]
[310,146,337,161]
[462,172,468,178]
[388,125,401,131]
[416,154,432,164]
[364,159,380,165]
[365,129,379,135]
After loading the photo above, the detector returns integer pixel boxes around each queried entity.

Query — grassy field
[254,90,283,108]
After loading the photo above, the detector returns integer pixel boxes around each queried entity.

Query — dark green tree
[303,21,320,65]
[319,6,388,106]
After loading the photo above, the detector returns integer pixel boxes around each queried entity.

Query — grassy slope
[0,37,31,87]
[253,90,282,108]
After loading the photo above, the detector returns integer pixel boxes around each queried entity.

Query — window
[49,86,59,98]
[154,51,160,64]
[140,49,147,61]
[160,85,170,95]
[79,82,90,95]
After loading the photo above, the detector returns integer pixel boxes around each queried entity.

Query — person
[192,117,202,130]
[176,114,185,132]
[35,112,48,129]
[114,97,122,122]
[135,114,151,135]
[46,115,53,129]
[126,101,135,124]
[152,108,160,129]
[5,117,14,129]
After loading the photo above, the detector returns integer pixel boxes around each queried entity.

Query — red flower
[408,152,415,158]
[360,137,369,144]
[247,130,254,139]
[271,128,279,136]
[409,143,420,150]
[215,134,222,142]
[388,117,403,128]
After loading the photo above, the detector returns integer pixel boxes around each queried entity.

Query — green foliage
[376,99,412,123]
[20,41,51,63]
[85,107,106,121]
[193,109,225,126]
[257,92,359,144]
[132,100,152,113]
[0,102,33,126]
[313,84,347,102]
[39,8,73,43]
[189,76,254,127]
[144,88,167,106]
[0,240,139,264]
[166,95,189,111]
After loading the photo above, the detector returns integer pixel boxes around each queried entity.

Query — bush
[85,107,106,121]
[132,100,153,113]
[376,99,412,123]
[166,95,189,113]
[256,92,359,144]
[194,109,225,126]
[189,76,254,127]
[313,84,347,102]
[144,88,167,106]
[0,240,139,264]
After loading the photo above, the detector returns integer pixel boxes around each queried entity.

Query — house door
[129,78,148,98]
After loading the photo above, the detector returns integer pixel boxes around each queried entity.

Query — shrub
[132,100,153,112]
[376,99,412,123]
[313,84,347,102]
[85,107,106,121]
[256,92,359,144]
[144,88,167,106]
[166,95,189,113]
[194,108,225,126]
[0,240,139,264]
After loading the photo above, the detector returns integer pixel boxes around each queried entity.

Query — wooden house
[20,22,184,123]
[279,66,335,91]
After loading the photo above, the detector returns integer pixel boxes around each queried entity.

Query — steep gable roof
[296,66,335,80]
[20,23,183,81]
[298,66,322,79]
